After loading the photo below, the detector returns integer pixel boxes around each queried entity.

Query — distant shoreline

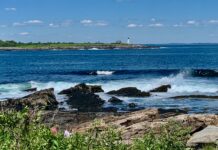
[0,45,159,51]
[0,41,159,51]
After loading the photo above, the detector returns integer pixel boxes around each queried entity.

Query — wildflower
[64,130,71,137]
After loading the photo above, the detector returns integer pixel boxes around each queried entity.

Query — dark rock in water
[171,95,218,100]
[59,101,65,105]
[193,69,218,77]
[108,97,123,104]
[0,88,58,110]
[74,83,104,93]
[58,107,67,111]
[157,108,188,118]
[107,87,150,97]
[128,103,137,108]
[24,88,37,92]
[66,91,104,111]
[102,107,118,112]
[59,83,104,95]
[149,85,171,93]
[59,84,105,112]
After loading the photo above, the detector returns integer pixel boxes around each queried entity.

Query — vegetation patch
[0,108,216,150]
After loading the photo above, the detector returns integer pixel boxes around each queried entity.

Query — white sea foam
[90,48,99,50]
[96,71,114,75]
[98,71,218,94]
[0,71,217,102]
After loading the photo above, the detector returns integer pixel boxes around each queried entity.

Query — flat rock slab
[187,126,218,147]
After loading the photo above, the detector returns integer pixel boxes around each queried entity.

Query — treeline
[0,40,76,47]
[0,40,18,47]
[0,40,127,47]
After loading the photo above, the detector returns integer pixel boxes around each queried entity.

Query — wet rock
[58,107,67,111]
[187,126,218,147]
[157,108,188,118]
[59,84,105,112]
[102,107,118,112]
[149,85,171,93]
[59,83,104,95]
[107,87,150,97]
[171,95,218,100]
[0,88,58,110]
[128,103,137,108]
[24,88,37,92]
[108,97,123,104]
[42,108,218,143]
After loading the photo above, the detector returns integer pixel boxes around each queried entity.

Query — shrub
[0,108,197,150]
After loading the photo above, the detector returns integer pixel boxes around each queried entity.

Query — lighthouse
[127,37,130,44]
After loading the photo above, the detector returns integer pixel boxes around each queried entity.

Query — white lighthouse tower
[127,37,130,44]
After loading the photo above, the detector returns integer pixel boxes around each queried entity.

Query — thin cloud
[95,22,108,26]
[151,18,156,22]
[148,23,164,27]
[187,20,199,25]
[19,32,30,36]
[81,19,93,24]
[61,20,73,27]
[0,25,7,28]
[81,19,108,27]
[24,20,43,24]
[5,8,16,11]
[49,23,59,28]
[208,20,218,24]
[13,20,43,27]
[173,24,184,27]
[127,23,143,28]
[13,22,25,26]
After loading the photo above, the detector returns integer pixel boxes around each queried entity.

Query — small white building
[127,37,130,44]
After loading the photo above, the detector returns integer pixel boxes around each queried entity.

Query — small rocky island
[0,40,159,50]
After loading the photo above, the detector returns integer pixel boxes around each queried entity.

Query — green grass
[0,108,214,150]
[0,40,131,49]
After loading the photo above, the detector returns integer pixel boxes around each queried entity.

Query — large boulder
[187,126,218,147]
[108,97,123,104]
[0,88,58,110]
[107,87,150,97]
[128,103,137,108]
[59,83,104,95]
[59,84,105,112]
[149,85,171,92]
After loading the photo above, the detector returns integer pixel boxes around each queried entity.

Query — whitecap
[96,71,114,75]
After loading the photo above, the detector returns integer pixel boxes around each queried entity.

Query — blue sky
[1,0,218,43]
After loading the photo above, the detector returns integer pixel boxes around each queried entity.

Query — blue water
[0,44,218,113]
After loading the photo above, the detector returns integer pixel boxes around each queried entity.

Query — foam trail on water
[96,71,114,75]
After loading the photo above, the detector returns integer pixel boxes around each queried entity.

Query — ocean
[0,44,218,113]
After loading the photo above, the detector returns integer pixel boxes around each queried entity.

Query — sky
[0,0,218,43]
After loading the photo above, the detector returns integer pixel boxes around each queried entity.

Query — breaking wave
[32,69,218,77]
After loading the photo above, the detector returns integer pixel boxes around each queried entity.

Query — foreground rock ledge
[41,108,218,146]
[187,126,218,147]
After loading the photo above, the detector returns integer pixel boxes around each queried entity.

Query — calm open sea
[0,44,218,113]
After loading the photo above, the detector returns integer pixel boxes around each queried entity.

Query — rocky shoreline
[0,83,218,148]
[1,83,218,112]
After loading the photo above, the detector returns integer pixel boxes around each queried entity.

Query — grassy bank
[1,108,216,150]
[0,40,147,50]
